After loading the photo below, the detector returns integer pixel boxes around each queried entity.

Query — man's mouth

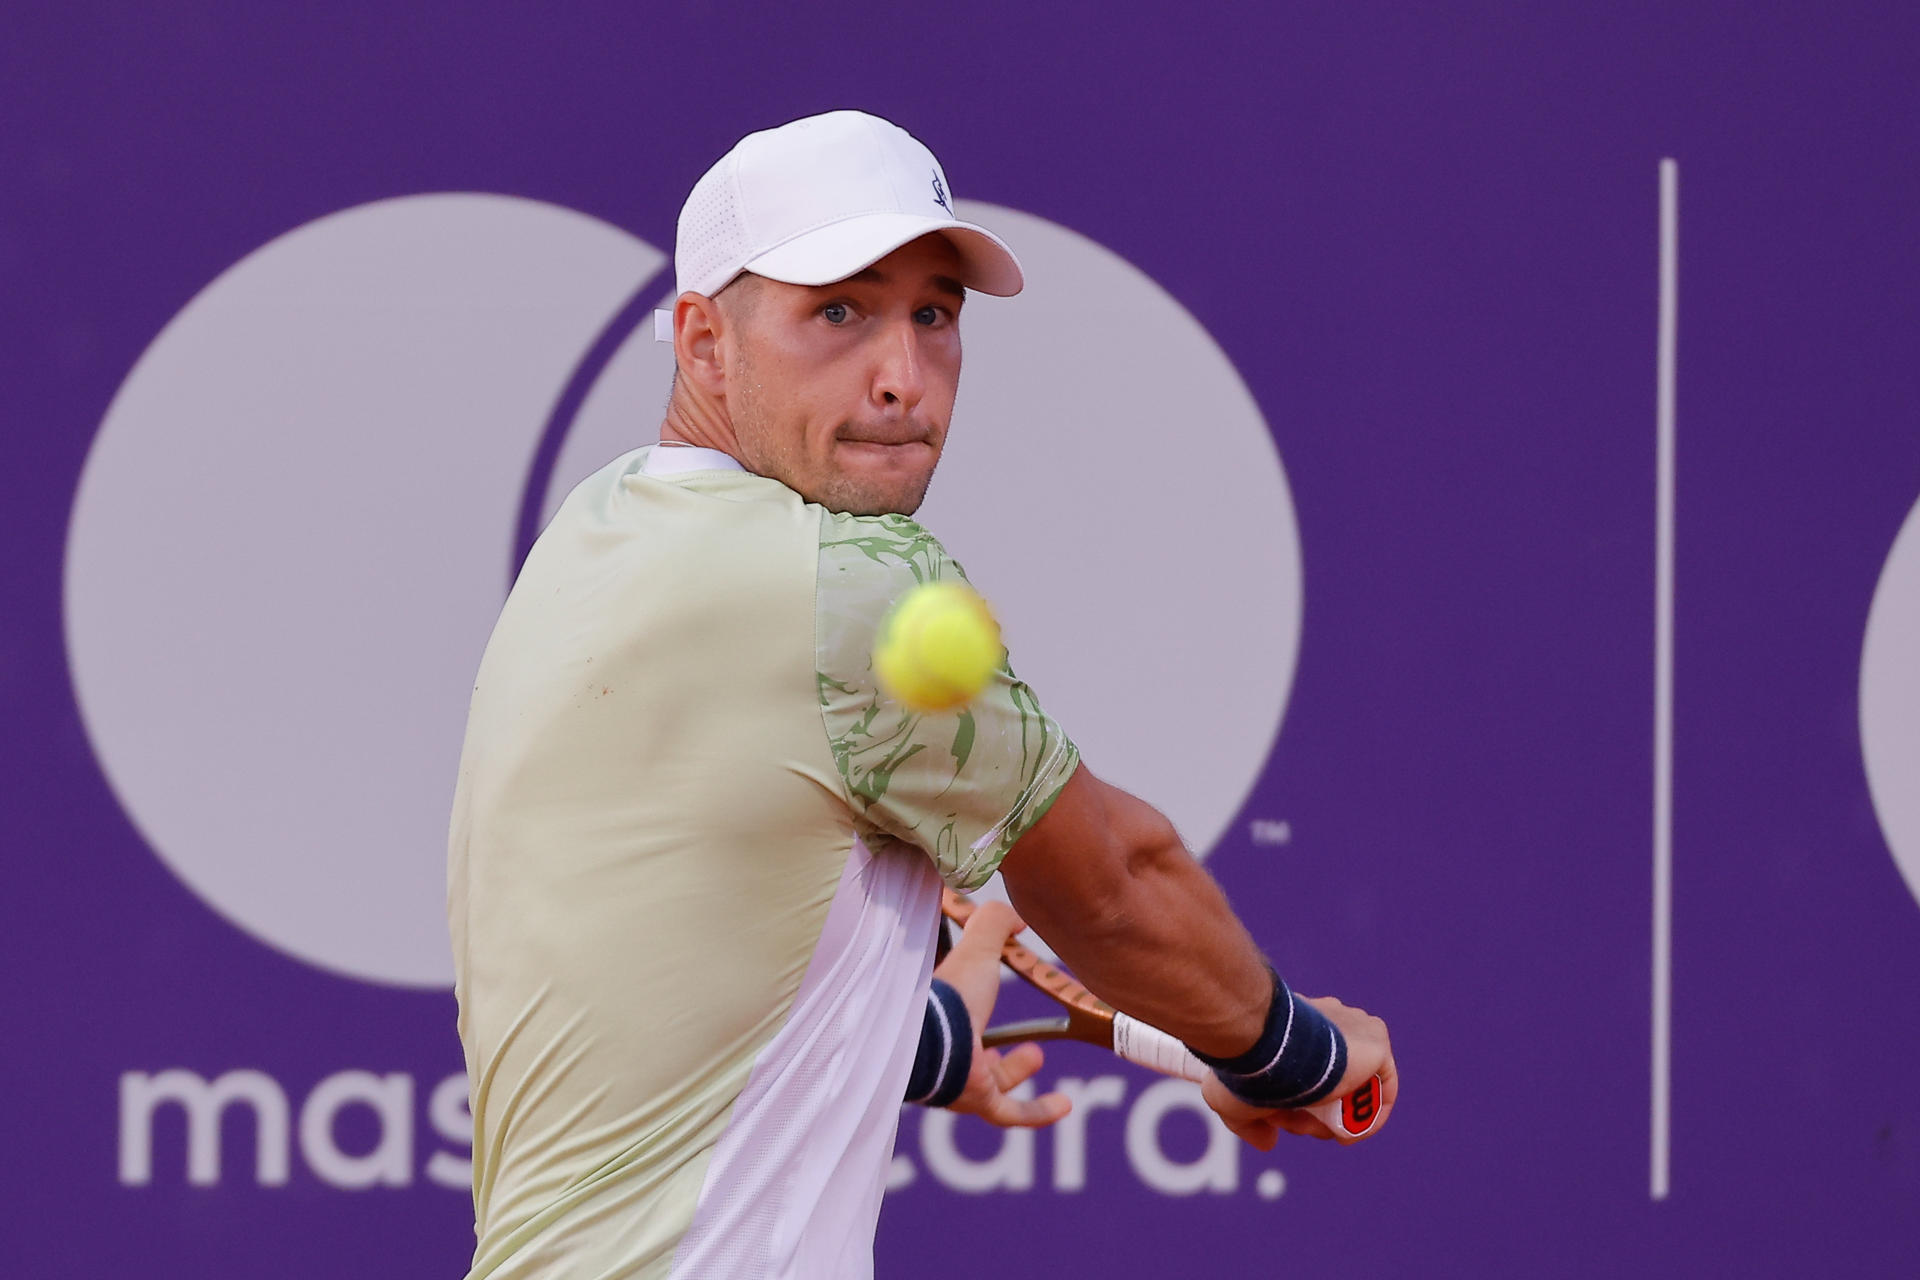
[837,431,930,450]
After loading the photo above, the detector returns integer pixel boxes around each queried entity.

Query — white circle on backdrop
[65,194,666,987]
[70,193,1299,991]
[1862,493,1920,912]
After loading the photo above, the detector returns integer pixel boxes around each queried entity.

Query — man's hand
[1201,996,1397,1150]
[932,900,1071,1129]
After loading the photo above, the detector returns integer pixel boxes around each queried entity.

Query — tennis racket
[942,887,1383,1141]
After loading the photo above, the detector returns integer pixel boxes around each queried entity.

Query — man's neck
[659,386,743,461]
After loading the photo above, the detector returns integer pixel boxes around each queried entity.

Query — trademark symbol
[1249,819,1292,846]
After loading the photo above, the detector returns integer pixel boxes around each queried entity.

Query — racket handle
[1111,1014,1385,1141]
[1112,1013,1213,1084]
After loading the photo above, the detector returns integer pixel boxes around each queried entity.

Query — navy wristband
[904,979,973,1108]
[1191,969,1347,1108]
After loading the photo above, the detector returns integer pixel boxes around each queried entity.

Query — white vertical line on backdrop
[1651,157,1679,1203]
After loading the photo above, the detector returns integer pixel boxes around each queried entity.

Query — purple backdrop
[5,3,1917,1276]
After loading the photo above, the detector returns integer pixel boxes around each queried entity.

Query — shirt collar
[641,443,746,476]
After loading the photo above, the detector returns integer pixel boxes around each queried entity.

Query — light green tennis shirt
[446,444,1078,1279]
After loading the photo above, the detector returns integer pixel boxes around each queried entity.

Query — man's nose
[871,319,926,410]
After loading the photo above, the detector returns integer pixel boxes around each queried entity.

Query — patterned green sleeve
[815,510,1080,890]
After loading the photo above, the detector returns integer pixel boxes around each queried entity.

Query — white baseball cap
[671,109,1024,306]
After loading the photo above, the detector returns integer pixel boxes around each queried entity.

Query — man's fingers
[947,899,1025,961]
[991,1041,1046,1091]
[1203,1061,1367,1149]
[1360,1055,1398,1138]
[1272,1109,1335,1141]
[1223,1113,1282,1151]
[980,1088,1071,1129]
[951,1048,1070,1130]
[1228,1104,1341,1150]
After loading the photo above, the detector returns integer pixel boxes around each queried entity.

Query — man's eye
[822,303,848,324]
[914,306,943,326]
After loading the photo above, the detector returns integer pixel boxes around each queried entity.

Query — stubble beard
[818,459,934,518]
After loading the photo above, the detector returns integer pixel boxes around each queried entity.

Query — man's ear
[673,293,728,395]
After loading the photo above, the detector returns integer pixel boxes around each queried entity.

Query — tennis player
[447,109,1395,1280]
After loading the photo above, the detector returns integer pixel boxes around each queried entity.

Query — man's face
[719,234,965,516]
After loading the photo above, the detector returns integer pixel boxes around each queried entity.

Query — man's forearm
[1001,776,1272,1058]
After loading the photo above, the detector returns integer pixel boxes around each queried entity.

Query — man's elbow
[1001,767,1189,937]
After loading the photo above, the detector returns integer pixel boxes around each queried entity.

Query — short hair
[712,271,762,321]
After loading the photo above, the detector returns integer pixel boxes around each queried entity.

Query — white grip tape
[1112,1013,1211,1083]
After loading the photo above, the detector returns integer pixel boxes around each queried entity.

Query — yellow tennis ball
[873,580,1003,712]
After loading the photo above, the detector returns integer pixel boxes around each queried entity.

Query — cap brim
[742,212,1024,297]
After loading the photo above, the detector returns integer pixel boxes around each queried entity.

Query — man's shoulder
[521,449,822,608]
[817,511,964,590]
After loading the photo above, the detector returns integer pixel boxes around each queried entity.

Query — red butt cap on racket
[1307,1073,1384,1141]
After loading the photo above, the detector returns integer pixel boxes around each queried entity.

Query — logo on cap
[932,174,952,215]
